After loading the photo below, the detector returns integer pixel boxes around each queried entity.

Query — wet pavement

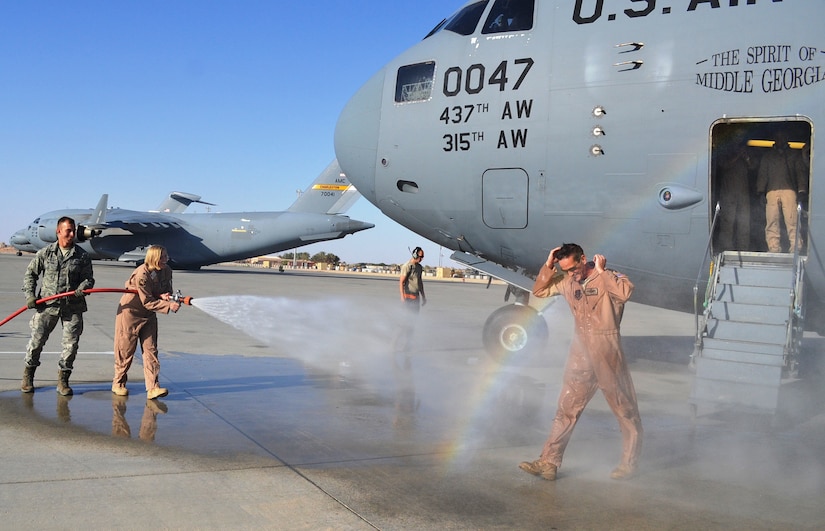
[1,254,824,529]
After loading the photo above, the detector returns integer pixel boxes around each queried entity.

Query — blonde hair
[144,245,166,271]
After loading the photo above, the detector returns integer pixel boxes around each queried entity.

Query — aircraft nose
[334,69,385,203]
[11,230,29,245]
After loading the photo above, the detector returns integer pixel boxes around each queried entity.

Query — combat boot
[21,366,36,393]
[518,459,558,481]
[57,370,73,396]
[610,464,635,480]
[146,387,168,400]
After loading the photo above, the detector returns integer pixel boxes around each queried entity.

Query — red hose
[0,288,136,328]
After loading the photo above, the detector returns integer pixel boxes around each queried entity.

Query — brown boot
[610,464,636,480]
[21,366,36,393]
[57,370,73,396]
[518,459,558,481]
[146,387,168,400]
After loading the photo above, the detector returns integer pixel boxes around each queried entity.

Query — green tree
[310,252,340,265]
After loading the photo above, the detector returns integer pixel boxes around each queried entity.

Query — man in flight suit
[21,216,95,395]
[519,243,642,481]
[757,130,808,252]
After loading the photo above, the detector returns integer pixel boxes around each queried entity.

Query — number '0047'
[442,58,534,97]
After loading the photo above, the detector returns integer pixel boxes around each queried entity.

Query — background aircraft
[334,0,823,404]
[10,191,214,256]
[11,160,373,269]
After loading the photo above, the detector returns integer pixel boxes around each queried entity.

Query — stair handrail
[692,202,722,363]
[784,202,807,372]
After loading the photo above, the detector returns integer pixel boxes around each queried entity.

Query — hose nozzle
[171,290,193,305]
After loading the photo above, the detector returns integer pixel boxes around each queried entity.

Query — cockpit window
[482,0,534,34]
[425,1,489,38]
[395,61,436,103]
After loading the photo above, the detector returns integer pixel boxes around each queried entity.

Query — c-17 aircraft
[10,160,374,269]
[9,191,215,255]
[334,1,825,409]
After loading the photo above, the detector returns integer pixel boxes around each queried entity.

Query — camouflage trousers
[24,311,84,371]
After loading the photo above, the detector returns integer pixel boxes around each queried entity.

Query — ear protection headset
[412,246,423,258]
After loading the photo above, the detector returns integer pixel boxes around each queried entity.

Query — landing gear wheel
[482,304,548,362]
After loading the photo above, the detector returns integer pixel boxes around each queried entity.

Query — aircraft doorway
[710,119,811,254]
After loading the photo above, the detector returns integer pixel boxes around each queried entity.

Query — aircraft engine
[76,225,102,242]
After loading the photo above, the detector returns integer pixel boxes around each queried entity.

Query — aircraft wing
[92,210,186,233]
[450,251,536,292]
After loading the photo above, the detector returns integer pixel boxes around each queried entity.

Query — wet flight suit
[531,262,642,475]
[113,264,175,392]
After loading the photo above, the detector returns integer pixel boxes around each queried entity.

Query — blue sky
[0,1,464,266]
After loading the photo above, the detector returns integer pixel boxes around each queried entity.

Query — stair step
[706,318,787,345]
[700,347,786,366]
[695,357,783,387]
[721,250,795,268]
[718,266,794,288]
[709,301,789,324]
[714,284,790,305]
[702,337,785,357]
[689,377,780,411]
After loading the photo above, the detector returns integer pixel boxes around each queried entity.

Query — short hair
[554,243,584,262]
[144,245,166,271]
[57,216,76,228]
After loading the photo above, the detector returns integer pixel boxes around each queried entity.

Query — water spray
[0,287,193,327]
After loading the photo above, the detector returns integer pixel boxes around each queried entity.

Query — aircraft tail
[153,192,215,213]
[90,194,109,226]
[288,159,361,215]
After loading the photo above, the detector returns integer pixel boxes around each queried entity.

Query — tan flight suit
[757,143,807,252]
[113,264,175,391]
[532,263,643,471]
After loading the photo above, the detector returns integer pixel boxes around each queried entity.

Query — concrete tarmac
[1,253,824,529]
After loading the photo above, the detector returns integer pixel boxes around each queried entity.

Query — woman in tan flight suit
[111,245,180,399]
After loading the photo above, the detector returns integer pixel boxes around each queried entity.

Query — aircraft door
[710,119,812,254]
[482,168,528,229]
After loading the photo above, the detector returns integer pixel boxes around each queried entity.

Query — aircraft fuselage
[335,0,823,313]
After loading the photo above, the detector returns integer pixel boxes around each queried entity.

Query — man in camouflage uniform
[21,216,95,395]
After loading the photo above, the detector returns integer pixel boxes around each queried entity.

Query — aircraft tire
[482,304,548,362]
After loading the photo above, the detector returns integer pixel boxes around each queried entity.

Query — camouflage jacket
[23,243,95,315]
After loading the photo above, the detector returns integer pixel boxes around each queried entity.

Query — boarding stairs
[690,250,805,414]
